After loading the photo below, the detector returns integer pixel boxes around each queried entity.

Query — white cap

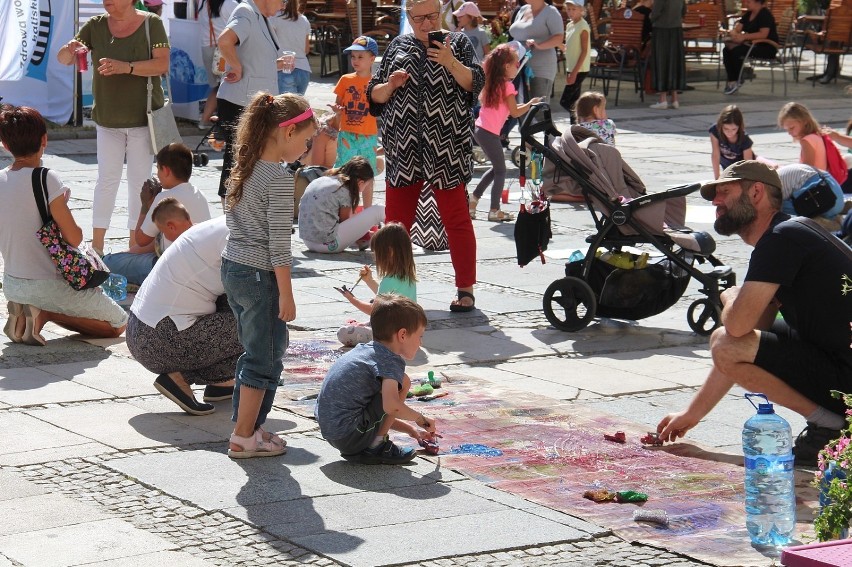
[507,40,526,60]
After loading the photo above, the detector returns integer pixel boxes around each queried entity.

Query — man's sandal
[449,290,476,313]
[228,429,287,459]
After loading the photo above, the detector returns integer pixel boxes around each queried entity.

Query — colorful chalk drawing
[398,374,819,567]
[447,444,504,457]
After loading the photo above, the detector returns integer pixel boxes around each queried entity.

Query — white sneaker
[670,101,680,109]
[649,101,669,110]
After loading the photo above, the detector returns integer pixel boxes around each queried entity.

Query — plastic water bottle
[742,393,796,548]
[568,250,585,263]
[101,273,128,302]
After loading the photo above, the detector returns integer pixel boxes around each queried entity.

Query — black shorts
[326,394,386,457]
[753,320,852,415]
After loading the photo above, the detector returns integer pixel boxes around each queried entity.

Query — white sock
[806,406,846,430]
[368,435,384,449]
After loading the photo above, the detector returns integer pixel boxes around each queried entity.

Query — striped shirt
[223,161,293,270]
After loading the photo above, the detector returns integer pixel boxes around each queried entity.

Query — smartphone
[427,31,446,46]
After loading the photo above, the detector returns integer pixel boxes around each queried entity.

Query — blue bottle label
[744,455,794,474]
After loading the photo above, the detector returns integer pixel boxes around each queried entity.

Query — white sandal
[228,430,286,459]
[468,196,479,220]
[21,305,45,346]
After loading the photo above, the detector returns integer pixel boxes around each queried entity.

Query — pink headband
[279,108,314,128]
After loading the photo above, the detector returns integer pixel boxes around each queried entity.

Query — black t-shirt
[746,213,852,360]
[739,7,779,45]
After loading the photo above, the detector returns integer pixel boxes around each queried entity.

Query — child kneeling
[316,294,437,464]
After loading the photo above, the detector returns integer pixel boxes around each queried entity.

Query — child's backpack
[822,134,849,185]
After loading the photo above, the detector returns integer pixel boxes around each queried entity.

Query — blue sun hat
[343,36,379,56]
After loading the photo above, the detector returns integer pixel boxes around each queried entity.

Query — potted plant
[813,390,852,541]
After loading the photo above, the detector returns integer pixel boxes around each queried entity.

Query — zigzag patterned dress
[367,33,484,250]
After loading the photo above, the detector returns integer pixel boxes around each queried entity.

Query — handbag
[208,1,225,76]
[31,168,110,291]
[144,16,182,154]
[791,170,840,218]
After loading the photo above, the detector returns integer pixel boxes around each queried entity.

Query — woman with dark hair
[197,0,240,128]
[649,0,686,109]
[298,156,385,253]
[721,0,778,95]
[270,0,312,95]
[367,0,485,312]
[56,0,170,254]
[0,105,127,346]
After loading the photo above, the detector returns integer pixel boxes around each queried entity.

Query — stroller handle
[519,103,561,139]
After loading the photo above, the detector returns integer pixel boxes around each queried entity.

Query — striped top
[223,161,293,271]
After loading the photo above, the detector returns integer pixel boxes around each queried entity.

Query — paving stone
[0,492,111,536]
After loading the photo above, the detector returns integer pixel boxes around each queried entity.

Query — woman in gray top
[507,0,565,106]
[216,0,289,199]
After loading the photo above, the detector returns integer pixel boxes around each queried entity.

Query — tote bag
[144,16,182,154]
[31,168,110,291]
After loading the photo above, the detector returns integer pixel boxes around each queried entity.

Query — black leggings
[722,43,776,82]
[216,98,244,198]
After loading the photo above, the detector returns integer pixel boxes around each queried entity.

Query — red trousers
[384,181,477,289]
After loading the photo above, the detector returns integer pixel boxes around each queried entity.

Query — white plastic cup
[279,51,296,74]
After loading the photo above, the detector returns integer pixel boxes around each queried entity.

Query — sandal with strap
[228,429,287,459]
[449,290,476,313]
[21,305,46,346]
[4,301,25,343]
[257,426,287,448]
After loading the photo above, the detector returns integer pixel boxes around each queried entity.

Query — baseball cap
[506,40,527,61]
[343,36,379,56]
[453,2,482,18]
[143,0,164,6]
[700,160,782,201]
[565,0,585,6]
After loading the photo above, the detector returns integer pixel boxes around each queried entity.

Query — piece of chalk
[633,509,668,525]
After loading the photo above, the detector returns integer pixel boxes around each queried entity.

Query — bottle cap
[745,393,774,414]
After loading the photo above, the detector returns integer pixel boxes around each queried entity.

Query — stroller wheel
[199,153,209,166]
[510,145,522,169]
[687,299,722,336]
[543,277,597,332]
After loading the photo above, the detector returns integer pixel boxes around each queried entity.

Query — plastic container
[101,273,128,302]
[75,47,88,71]
[781,539,852,566]
[501,187,509,204]
[742,393,796,548]
[568,250,585,263]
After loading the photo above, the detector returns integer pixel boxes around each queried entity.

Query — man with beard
[656,161,852,466]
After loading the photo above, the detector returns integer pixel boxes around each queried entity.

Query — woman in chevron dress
[367,0,485,312]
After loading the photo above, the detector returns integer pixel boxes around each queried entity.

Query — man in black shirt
[657,160,852,466]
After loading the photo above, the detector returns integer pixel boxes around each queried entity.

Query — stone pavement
[0,59,850,566]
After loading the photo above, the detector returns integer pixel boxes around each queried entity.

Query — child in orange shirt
[333,36,380,207]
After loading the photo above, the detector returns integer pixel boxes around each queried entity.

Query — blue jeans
[278,68,310,95]
[221,258,288,429]
[103,252,156,285]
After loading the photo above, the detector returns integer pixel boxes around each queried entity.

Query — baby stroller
[518,104,736,335]
[192,120,226,167]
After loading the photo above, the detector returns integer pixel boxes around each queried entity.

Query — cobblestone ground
[3,431,712,567]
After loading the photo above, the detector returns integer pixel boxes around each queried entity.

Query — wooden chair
[587,4,610,51]
[588,7,647,106]
[800,3,852,86]
[683,1,725,62]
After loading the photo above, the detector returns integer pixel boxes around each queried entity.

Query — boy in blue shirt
[316,294,437,464]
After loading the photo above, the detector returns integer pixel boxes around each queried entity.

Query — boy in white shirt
[104,143,212,285]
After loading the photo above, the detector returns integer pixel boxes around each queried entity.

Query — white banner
[0,0,75,124]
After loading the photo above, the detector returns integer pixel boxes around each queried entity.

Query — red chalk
[641,432,664,446]
[603,431,626,443]
[418,438,440,455]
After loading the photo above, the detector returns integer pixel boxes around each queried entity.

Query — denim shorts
[3,273,128,328]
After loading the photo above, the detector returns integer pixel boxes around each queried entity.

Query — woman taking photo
[367,0,485,312]
[298,157,385,253]
[0,106,128,346]
[216,0,290,202]
[56,0,169,255]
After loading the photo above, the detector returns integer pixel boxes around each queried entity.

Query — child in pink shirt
[469,43,541,222]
